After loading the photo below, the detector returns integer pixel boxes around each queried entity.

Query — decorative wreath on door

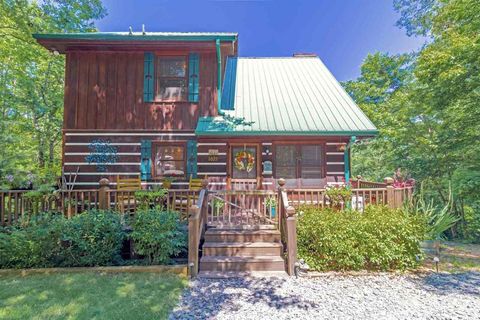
[234,150,255,172]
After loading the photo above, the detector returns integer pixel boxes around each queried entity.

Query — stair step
[200,256,285,272]
[203,242,282,256]
[198,271,288,279]
[207,224,276,231]
[204,229,281,243]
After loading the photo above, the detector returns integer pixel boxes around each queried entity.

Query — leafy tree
[0,0,107,188]
[346,0,480,239]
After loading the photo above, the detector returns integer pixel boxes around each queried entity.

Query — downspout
[216,38,222,114]
[344,136,357,185]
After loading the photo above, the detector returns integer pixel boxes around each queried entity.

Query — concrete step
[204,229,281,243]
[203,242,283,257]
[200,256,285,272]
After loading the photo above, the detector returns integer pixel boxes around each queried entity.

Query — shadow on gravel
[169,277,318,319]
[416,272,480,296]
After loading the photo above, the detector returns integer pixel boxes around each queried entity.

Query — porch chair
[171,175,205,219]
[116,175,142,213]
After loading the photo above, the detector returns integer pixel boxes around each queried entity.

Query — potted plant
[265,196,277,218]
[162,176,174,189]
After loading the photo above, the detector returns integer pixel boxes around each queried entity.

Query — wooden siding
[197,137,348,189]
[63,131,195,187]
[63,43,234,131]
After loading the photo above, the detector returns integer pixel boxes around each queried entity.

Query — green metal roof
[33,32,238,42]
[196,56,378,136]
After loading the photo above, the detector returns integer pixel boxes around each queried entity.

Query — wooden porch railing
[206,190,278,227]
[0,179,199,226]
[277,179,297,276]
[188,180,209,278]
[286,178,413,210]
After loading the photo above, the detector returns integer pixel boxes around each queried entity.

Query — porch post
[384,177,395,208]
[344,136,356,185]
[98,178,110,210]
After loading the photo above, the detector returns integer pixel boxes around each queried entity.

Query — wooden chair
[171,175,204,218]
[116,175,142,213]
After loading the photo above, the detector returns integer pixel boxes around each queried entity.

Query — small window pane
[275,145,296,179]
[301,145,322,179]
[155,145,185,177]
[159,57,186,77]
[232,146,257,179]
[156,79,187,101]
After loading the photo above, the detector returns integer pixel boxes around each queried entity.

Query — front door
[229,144,260,190]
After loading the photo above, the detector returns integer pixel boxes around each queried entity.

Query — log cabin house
[34,32,378,190]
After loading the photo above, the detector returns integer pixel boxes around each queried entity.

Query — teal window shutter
[140,140,152,180]
[143,52,154,102]
[188,53,199,102]
[186,140,197,178]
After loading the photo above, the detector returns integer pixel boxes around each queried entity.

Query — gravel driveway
[170,272,480,320]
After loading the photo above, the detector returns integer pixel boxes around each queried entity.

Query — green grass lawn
[0,272,187,320]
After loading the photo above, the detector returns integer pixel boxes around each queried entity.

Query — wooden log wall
[63,130,195,188]
[63,44,234,131]
[196,137,348,190]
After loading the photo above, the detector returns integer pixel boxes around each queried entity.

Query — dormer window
[155,56,187,101]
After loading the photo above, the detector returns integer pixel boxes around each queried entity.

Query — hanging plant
[234,150,255,172]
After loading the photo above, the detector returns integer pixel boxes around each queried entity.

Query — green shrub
[460,204,480,243]
[134,188,169,211]
[0,213,64,268]
[59,210,126,267]
[130,209,187,264]
[0,210,125,269]
[297,205,426,271]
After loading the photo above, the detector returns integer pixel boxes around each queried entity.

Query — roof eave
[194,129,379,137]
[32,33,238,42]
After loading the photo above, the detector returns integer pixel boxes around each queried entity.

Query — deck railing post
[285,206,297,276]
[188,204,200,278]
[98,178,110,210]
[384,177,396,209]
[277,178,298,276]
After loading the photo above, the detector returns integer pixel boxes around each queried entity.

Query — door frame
[227,142,261,188]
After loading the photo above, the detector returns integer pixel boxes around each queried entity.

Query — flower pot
[270,207,276,218]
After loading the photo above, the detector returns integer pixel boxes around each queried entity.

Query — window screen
[156,56,187,101]
[154,144,185,178]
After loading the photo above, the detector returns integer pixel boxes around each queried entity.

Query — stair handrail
[188,179,209,278]
[277,178,297,276]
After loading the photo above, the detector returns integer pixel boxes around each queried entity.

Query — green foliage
[130,209,187,265]
[459,204,480,243]
[411,183,459,240]
[345,0,480,242]
[134,188,169,211]
[0,213,64,268]
[265,196,277,208]
[325,185,352,208]
[59,210,125,267]
[297,205,426,271]
[0,210,125,268]
[0,0,106,188]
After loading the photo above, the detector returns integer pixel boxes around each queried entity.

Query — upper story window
[155,56,187,101]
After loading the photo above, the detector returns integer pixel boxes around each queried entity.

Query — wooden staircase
[198,226,286,276]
